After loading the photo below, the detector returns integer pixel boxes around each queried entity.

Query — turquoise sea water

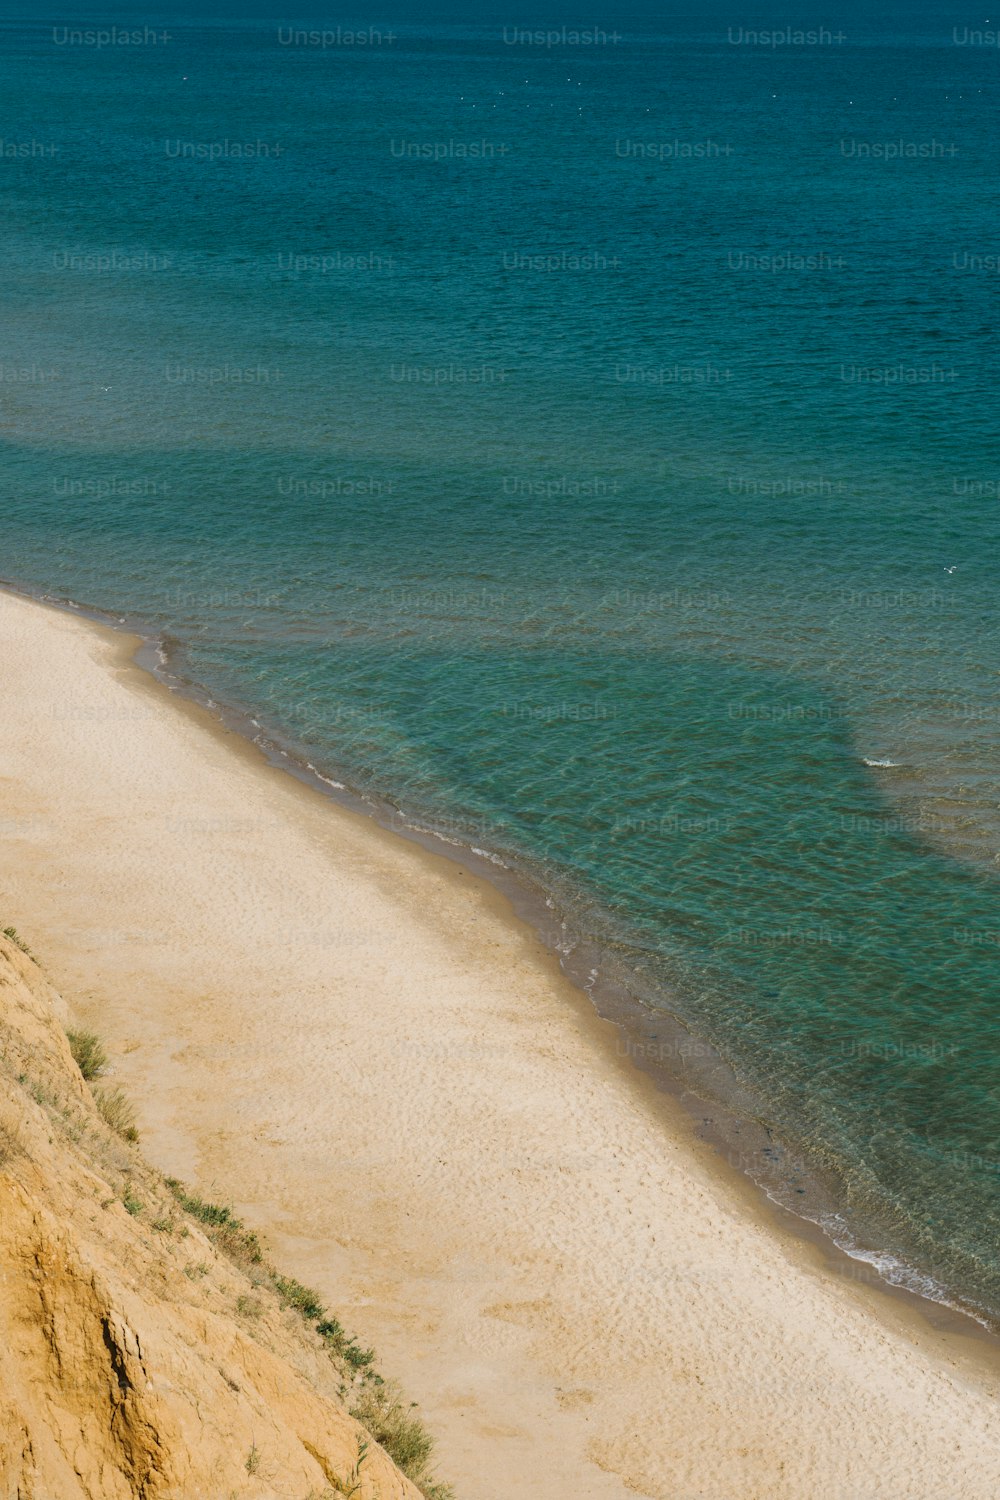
[2,3,999,1316]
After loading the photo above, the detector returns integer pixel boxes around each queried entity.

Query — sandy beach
[0,583,997,1500]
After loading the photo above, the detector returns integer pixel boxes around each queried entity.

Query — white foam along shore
[0,584,998,1500]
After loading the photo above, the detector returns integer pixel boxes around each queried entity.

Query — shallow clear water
[2,2,999,1315]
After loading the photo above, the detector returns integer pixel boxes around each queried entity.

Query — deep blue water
[2,2,999,1316]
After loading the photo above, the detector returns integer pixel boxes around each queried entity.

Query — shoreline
[5,575,996,1347]
[1,582,999,1497]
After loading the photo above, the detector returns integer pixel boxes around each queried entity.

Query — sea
[2,0,999,1322]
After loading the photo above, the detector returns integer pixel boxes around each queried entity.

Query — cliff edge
[0,929,437,1500]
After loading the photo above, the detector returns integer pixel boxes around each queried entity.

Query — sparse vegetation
[94,1085,140,1142]
[67,1029,107,1081]
[421,1472,455,1498]
[273,1273,325,1321]
[162,1172,449,1498]
[163,1181,263,1266]
[350,1382,452,1500]
[244,1443,260,1475]
[165,1186,231,1226]
[2,925,35,959]
[122,1186,143,1216]
[317,1316,376,1370]
[329,1438,369,1497]
[0,1119,24,1164]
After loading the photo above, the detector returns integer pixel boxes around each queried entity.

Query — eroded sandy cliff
[0,930,430,1500]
